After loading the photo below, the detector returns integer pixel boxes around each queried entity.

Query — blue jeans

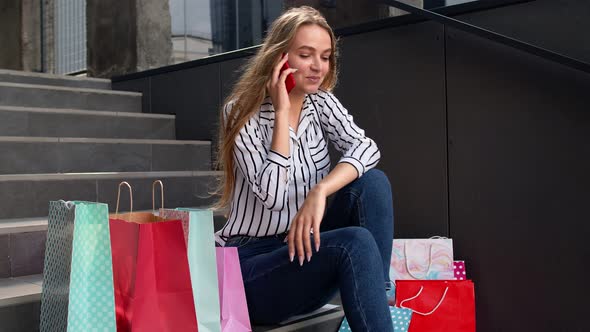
[225,169,394,331]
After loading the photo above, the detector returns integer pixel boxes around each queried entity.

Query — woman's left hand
[287,186,327,265]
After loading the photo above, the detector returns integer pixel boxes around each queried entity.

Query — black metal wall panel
[150,65,221,141]
[453,0,590,65]
[446,27,590,332]
[336,22,448,238]
[220,57,249,103]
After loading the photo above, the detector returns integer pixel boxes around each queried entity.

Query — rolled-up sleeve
[319,92,381,177]
[229,104,291,211]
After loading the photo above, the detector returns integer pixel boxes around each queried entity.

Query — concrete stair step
[0,210,227,236]
[0,273,342,332]
[0,210,228,279]
[0,170,223,277]
[0,274,42,332]
[0,208,228,234]
[0,171,221,220]
[0,69,110,90]
[0,275,43,307]
[0,137,211,174]
[0,211,228,236]
[0,82,141,113]
[0,105,175,139]
[0,218,47,235]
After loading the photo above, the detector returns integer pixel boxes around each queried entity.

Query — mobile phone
[280,54,296,93]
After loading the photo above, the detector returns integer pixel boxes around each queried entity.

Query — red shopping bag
[395,280,475,332]
[109,181,198,332]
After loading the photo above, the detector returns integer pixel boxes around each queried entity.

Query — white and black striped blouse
[216,90,380,244]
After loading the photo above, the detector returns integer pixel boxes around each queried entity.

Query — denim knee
[328,227,385,285]
[361,169,392,194]
[332,227,380,256]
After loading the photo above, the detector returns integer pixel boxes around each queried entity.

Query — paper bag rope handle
[58,200,75,210]
[404,242,435,279]
[115,181,133,217]
[400,286,449,316]
[152,180,164,212]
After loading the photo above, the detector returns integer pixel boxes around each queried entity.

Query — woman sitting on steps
[214,6,395,331]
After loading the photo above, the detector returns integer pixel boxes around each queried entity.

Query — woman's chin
[301,84,320,94]
[291,82,322,95]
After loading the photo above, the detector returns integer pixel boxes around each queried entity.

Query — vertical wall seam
[443,24,451,238]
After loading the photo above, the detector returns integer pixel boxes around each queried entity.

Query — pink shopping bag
[454,261,467,280]
[216,247,252,332]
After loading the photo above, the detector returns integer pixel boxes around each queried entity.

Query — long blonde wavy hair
[213,6,339,211]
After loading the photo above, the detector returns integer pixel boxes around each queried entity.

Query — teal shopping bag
[40,201,116,332]
[339,306,412,331]
[40,201,76,332]
[160,208,221,332]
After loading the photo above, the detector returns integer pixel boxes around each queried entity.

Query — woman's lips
[306,76,320,83]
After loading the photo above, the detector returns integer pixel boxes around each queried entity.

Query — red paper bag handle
[115,181,133,217]
[152,180,164,212]
[400,286,449,316]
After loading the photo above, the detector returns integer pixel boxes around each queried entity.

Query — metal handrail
[382,0,590,74]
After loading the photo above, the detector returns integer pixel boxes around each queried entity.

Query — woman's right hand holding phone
[267,53,297,115]
[266,53,293,181]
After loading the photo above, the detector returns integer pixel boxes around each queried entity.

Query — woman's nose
[310,58,321,71]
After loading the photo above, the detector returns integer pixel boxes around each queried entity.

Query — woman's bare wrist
[274,109,289,117]
[311,183,328,197]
